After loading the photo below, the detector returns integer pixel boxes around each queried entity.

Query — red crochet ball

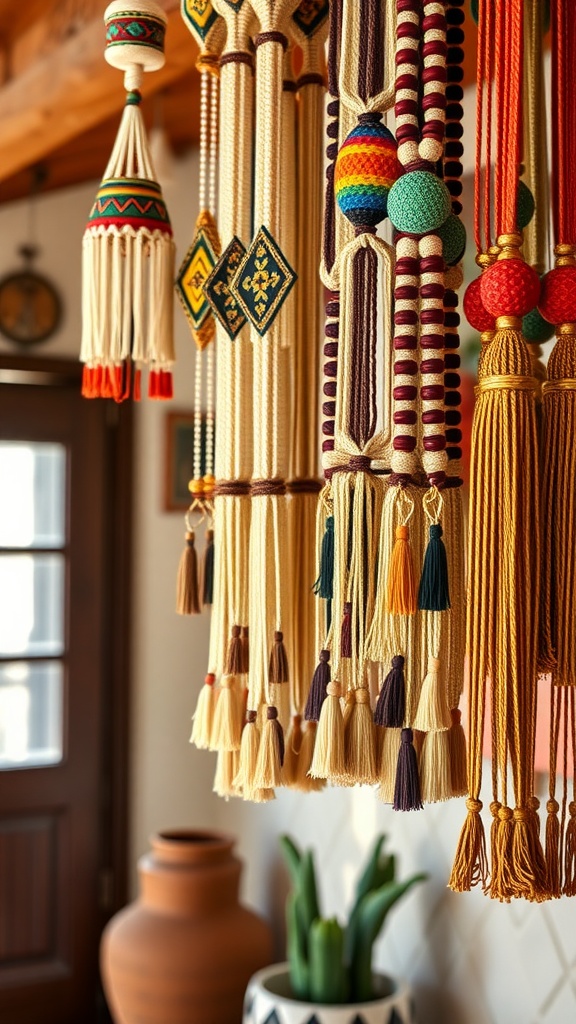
[538,265,576,324]
[480,258,540,318]
[463,276,496,332]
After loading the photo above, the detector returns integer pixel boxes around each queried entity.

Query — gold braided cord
[522,0,549,274]
[478,374,538,393]
[542,378,576,393]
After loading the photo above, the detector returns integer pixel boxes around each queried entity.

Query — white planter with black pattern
[243,963,414,1024]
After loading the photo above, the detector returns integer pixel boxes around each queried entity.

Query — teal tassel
[313,515,334,600]
[418,523,450,611]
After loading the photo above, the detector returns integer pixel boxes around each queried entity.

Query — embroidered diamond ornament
[181,0,219,40]
[203,236,247,340]
[230,225,297,337]
[292,0,329,36]
[176,213,219,347]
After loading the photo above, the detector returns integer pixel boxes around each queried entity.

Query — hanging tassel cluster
[449,0,576,903]
[81,0,175,401]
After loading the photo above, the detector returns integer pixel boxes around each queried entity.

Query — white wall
[1,92,575,1024]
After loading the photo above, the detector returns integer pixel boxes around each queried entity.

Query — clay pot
[101,829,273,1024]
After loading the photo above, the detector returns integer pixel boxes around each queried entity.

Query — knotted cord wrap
[81,0,175,401]
[537,0,576,897]
[450,0,547,902]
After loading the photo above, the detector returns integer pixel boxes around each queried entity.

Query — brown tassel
[282,715,303,787]
[225,625,244,675]
[201,528,214,606]
[295,721,325,792]
[189,674,216,749]
[564,802,576,895]
[240,626,250,674]
[309,680,345,780]
[341,601,352,658]
[269,630,289,683]
[344,687,377,785]
[448,798,489,893]
[176,530,200,615]
[253,706,284,789]
[448,707,468,797]
[211,674,243,752]
[386,524,417,615]
[545,798,561,899]
[413,657,451,732]
[419,729,452,803]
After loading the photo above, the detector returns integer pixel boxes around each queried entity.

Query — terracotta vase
[101,830,273,1024]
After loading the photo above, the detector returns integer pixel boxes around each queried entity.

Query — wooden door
[0,361,131,1024]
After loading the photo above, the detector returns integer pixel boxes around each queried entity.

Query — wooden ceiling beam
[0,1,197,185]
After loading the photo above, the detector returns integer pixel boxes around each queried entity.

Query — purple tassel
[374,655,406,728]
[393,728,423,811]
[305,650,331,721]
[267,706,285,767]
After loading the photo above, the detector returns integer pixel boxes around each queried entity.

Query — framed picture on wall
[164,411,207,511]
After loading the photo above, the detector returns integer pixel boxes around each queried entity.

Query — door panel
[0,372,130,1024]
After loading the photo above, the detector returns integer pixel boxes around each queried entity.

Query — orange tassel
[386,524,417,615]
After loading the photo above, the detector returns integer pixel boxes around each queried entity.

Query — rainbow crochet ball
[480,258,541,319]
[438,214,467,266]
[387,170,451,235]
[463,276,495,332]
[335,116,401,227]
[522,306,555,343]
[538,265,576,324]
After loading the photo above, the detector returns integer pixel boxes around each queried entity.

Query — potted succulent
[243,834,426,1024]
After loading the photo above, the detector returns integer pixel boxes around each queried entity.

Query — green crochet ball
[518,180,535,230]
[438,214,467,266]
[522,306,555,343]
[387,171,451,235]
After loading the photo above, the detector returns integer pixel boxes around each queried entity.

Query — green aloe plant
[280,834,426,1005]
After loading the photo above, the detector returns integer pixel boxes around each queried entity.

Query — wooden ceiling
[0,1,479,206]
[0,0,199,204]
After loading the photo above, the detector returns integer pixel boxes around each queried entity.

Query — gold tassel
[413,657,451,732]
[449,799,489,893]
[448,708,468,797]
[419,730,452,803]
[189,674,216,749]
[253,706,284,789]
[176,531,200,615]
[295,721,325,792]
[213,749,241,800]
[344,687,377,785]
[282,715,302,787]
[211,674,243,751]
[309,681,345,781]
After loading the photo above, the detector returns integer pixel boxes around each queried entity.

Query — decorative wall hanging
[81,0,175,402]
[175,2,225,617]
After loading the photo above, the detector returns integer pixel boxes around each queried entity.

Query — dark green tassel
[418,523,450,611]
[202,529,214,606]
[313,515,334,599]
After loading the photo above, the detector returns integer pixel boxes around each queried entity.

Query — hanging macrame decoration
[175,2,224,616]
[450,0,547,902]
[81,0,175,401]
[538,0,576,898]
